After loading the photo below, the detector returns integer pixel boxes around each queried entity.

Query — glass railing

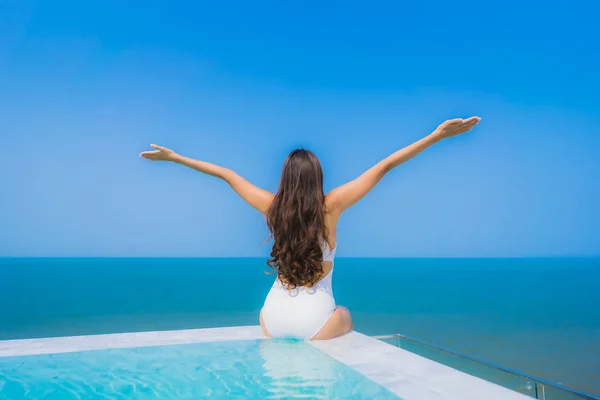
[373,334,599,400]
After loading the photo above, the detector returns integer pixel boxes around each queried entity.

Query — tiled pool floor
[0,326,530,400]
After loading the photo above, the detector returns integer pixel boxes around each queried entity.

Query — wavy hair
[266,149,328,288]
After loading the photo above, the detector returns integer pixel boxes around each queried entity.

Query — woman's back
[265,149,335,289]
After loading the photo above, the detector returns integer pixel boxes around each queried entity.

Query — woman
[140,116,481,340]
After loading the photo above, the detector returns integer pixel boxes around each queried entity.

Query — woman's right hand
[139,144,179,162]
[433,117,481,140]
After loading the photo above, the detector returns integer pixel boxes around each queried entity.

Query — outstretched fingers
[139,150,160,160]
[452,116,480,133]
[463,116,481,130]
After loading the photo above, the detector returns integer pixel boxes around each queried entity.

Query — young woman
[140,116,481,340]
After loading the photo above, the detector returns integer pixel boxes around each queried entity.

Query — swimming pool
[0,338,399,399]
[0,326,534,400]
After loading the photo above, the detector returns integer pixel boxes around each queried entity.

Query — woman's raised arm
[140,144,274,214]
[326,117,481,214]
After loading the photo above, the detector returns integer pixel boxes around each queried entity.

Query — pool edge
[0,325,265,357]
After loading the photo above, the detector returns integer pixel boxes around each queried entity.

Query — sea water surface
[0,257,599,395]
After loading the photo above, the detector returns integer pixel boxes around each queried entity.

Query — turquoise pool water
[0,339,400,399]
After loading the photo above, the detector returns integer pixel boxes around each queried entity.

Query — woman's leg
[259,308,272,338]
[310,306,353,340]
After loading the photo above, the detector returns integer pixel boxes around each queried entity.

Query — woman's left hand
[433,117,481,140]
[139,144,178,162]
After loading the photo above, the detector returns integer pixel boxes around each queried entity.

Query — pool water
[0,339,400,399]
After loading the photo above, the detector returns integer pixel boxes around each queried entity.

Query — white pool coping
[0,326,265,357]
[0,326,530,400]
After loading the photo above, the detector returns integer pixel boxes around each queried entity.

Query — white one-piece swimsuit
[262,241,337,340]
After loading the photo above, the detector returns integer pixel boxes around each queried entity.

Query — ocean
[1,257,598,395]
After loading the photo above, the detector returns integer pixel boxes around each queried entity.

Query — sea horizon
[2,255,599,259]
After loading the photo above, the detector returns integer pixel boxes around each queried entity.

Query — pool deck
[0,326,530,400]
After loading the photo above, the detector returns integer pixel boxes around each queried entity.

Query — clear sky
[1,0,599,257]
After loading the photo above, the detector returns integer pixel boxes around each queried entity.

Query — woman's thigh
[259,308,272,338]
[310,306,353,340]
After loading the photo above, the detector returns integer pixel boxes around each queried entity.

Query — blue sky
[1,0,599,257]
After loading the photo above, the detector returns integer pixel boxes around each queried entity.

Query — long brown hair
[266,149,328,288]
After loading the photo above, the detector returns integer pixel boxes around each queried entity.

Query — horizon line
[1,256,598,260]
